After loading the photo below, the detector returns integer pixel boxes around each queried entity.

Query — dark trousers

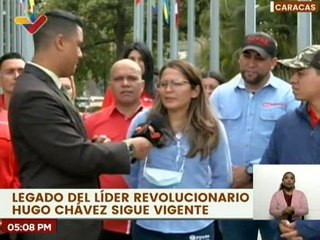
[132,222,214,240]
[98,230,131,240]
[214,221,223,240]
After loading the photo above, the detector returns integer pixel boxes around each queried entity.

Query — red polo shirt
[308,105,320,129]
[85,104,144,234]
[0,109,20,188]
[0,94,6,110]
[102,87,154,108]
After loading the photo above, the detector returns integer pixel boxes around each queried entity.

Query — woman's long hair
[150,60,220,159]
[122,42,155,98]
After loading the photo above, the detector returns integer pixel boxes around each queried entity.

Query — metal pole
[157,0,164,69]
[134,0,138,41]
[20,0,34,61]
[245,0,256,35]
[210,0,220,72]
[139,1,145,42]
[5,0,11,52]
[12,0,17,52]
[187,0,195,64]
[17,0,22,54]
[169,0,178,60]
[146,0,152,51]
[297,0,312,51]
[0,0,4,56]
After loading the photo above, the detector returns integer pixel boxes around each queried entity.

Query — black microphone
[130,114,165,163]
[131,114,165,147]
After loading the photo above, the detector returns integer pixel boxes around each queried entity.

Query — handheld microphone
[131,114,165,147]
[130,114,165,163]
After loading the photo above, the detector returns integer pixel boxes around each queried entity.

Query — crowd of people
[1,9,320,240]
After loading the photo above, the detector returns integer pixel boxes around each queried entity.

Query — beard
[240,70,270,87]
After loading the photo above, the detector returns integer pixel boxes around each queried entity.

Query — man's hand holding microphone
[124,114,165,162]
[92,114,164,162]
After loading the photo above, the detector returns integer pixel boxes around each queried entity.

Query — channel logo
[270,1,318,13]
[14,12,47,35]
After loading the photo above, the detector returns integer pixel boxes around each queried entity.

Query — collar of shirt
[28,62,61,89]
[88,103,144,126]
[307,104,320,129]
[236,73,280,91]
[109,104,144,120]
[85,104,144,140]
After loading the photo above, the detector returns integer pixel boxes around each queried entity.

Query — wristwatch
[246,164,254,180]
[246,164,253,175]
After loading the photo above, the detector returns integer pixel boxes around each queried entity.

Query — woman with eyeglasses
[126,60,232,240]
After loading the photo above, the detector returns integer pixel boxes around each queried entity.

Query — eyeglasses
[157,80,190,90]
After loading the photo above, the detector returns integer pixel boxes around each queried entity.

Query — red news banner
[1,219,56,234]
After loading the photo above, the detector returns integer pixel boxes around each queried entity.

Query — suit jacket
[269,189,309,221]
[8,64,131,240]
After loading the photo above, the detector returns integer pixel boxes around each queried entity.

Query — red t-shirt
[308,105,320,129]
[0,109,20,188]
[85,104,144,234]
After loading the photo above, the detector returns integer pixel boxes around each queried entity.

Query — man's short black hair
[0,52,24,69]
[33,10,83,51]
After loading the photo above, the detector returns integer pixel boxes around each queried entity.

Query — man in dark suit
[8,10,151,240]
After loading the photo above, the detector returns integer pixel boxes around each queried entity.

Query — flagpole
[134,0,138,41]
[157,0,164,69]
[17,0,22,54]
[146,0,152,51]
[5,0,11,52]
[210,0,220,72]
[139,0,145,42]
[245,0,256,35]
[12,0,17,52]
[170,0,178,60]
[297,9,312,51]
[0,0,3,56]
[187,0,195,64]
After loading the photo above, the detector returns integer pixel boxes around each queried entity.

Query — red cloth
[102,87,154,109]
[85,105,144,234]
[0,94,6,110]
[308,105,320,129]
[0,109,20,188]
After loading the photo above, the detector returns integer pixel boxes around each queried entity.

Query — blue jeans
[219,220,278,240]
[132,222,214,240]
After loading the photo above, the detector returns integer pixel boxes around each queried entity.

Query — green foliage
[39,0,320,91]
[198,0,320,81]
[40,0,134,95]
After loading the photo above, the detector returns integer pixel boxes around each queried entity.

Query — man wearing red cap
[210,32,300,240]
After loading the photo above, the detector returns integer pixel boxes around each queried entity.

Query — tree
[197,0,320,81]
[40,0,320,90]
[41,0,134,95]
